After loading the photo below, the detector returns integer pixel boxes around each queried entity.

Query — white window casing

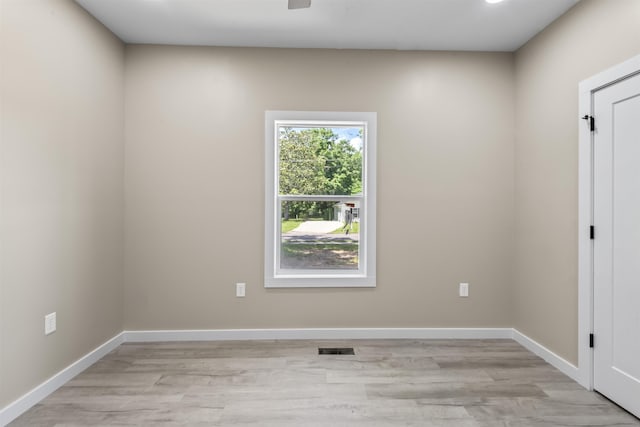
[264,111,377,288]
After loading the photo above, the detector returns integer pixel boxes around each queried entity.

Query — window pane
[280,200,360,270]
[278,126,363,196]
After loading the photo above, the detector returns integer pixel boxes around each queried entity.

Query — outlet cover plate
[236,283,246,297]
[459,283,469,297]
[45,312,56,335]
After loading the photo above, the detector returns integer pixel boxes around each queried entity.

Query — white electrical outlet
[236,282,246,297]
[45,312,57,335]
[459,283,469,297]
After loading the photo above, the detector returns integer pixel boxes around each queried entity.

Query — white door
[593,71,640,418]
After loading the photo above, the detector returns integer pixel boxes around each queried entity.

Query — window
[265,111,376,288]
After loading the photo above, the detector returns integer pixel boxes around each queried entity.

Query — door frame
[578,53,640,391]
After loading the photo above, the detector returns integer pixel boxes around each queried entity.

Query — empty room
[1,0,640,425]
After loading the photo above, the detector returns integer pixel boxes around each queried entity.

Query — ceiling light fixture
[486,0,506,3]
[288,0,311,9]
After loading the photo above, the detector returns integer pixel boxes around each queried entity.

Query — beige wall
[124,46,515,330]
[0,0,125,406]
[514,0,640,364]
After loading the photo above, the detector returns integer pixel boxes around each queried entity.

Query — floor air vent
[318,347,355,355]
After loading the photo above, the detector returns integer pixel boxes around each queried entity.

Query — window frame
[264,111,377,288]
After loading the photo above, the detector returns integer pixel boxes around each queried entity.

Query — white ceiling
[75,0,580,52]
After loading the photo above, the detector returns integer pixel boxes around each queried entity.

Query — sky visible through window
[290,127,363,151]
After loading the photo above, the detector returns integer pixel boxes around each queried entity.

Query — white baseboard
[512,329,580,383]
[123,327,513,342]
[0,332,124,427]
[1,327,583,426]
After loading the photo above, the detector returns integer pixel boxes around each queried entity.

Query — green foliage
[280,219,304,233]
[330,221,360,235]
[279,128,327,195]
[279,127,362,219]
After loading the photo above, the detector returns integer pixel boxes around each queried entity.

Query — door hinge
[590,226,595,240]
[582,115,595,132]
[589,333,594,348]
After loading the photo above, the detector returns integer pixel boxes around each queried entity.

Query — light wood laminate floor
[10,339,640,426]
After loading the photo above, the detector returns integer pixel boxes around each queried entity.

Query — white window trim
[264,111,377,288]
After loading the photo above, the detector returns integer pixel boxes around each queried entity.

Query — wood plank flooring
[9,339,640,426]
